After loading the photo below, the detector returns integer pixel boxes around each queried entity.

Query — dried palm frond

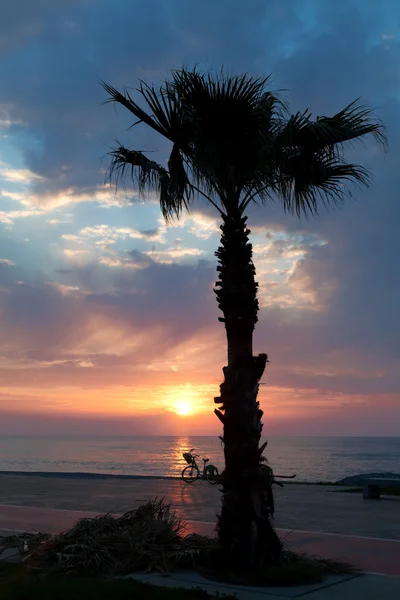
[25,499,215,576]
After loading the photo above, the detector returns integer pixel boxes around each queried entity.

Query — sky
[0,0,399,437]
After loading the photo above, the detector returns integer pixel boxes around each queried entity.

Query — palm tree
[101,68,385,568]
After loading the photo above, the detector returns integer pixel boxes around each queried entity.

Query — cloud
[126,250,154,269]
[0,208,45,225]
[63,248,91,261]
[61,233,81,241]
[0,0,279,198]
[80,223,166,244]
[0,0,399,433]
[249,230,330,310]
[98,255,142,269]
[46,281,80,295]
[143,247,204,264]
[0,253,218,376]
[0,103,27,133]
[0,0,92,56]
[179,213,220,240]
[0,165,45,184]
[1,185,131,210]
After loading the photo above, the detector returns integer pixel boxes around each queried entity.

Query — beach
[0,472,399,540]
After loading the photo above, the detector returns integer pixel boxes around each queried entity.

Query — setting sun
[161,383,211,417]
[175,400,192,416]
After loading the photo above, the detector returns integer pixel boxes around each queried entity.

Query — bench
[362,478,400,499]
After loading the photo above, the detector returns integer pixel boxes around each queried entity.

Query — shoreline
[1,470,399,485]
[0,470,337,484]
[0,470,179,481]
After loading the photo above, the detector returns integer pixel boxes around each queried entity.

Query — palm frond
[102,69,385,221]
[276,99,387,153]
[278,154,370,217]
[170,67,272,108]
[101,81,167,138]
[138,79,189,145]
[245,98,386,216]
[25,499,216,576]
[168,68,286,211]
[106,145,191,220]
[167,142,192,212]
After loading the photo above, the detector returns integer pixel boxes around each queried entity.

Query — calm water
[0,436,399,482]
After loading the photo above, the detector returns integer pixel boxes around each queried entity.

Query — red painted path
[1,504,399,577]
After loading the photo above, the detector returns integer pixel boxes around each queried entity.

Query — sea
[0,436,399,483]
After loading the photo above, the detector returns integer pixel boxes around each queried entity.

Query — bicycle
[181,449,219,484]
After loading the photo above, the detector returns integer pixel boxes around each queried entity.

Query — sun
[175,400,192,416]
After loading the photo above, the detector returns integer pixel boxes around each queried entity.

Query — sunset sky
[0,0,399,436]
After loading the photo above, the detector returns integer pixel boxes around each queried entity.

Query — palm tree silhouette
[102,68,385,568]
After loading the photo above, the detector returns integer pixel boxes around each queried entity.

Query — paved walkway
[1,474,399,539]
[1,504,400,577]
[131,571,400,599]
[1,472,400,594]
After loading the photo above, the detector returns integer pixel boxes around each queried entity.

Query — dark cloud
[126,250,154,268]
[241,1,400,406]
[0,0,316,192]
[138,229,160,239]
[0,0,90,55]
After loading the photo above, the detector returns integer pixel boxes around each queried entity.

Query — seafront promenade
[1,473,400,598]
[0,473,399,539]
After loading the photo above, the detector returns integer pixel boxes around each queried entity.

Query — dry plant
[23,499,215,575]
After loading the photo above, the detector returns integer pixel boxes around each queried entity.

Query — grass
[0,556,355,596]
[0,564,230,600]
[199,547,356,587]
[334,487,400,496]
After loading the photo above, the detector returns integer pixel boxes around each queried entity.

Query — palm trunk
[213,212,282,569]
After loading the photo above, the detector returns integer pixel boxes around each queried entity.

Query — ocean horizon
[1,435,399,483]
